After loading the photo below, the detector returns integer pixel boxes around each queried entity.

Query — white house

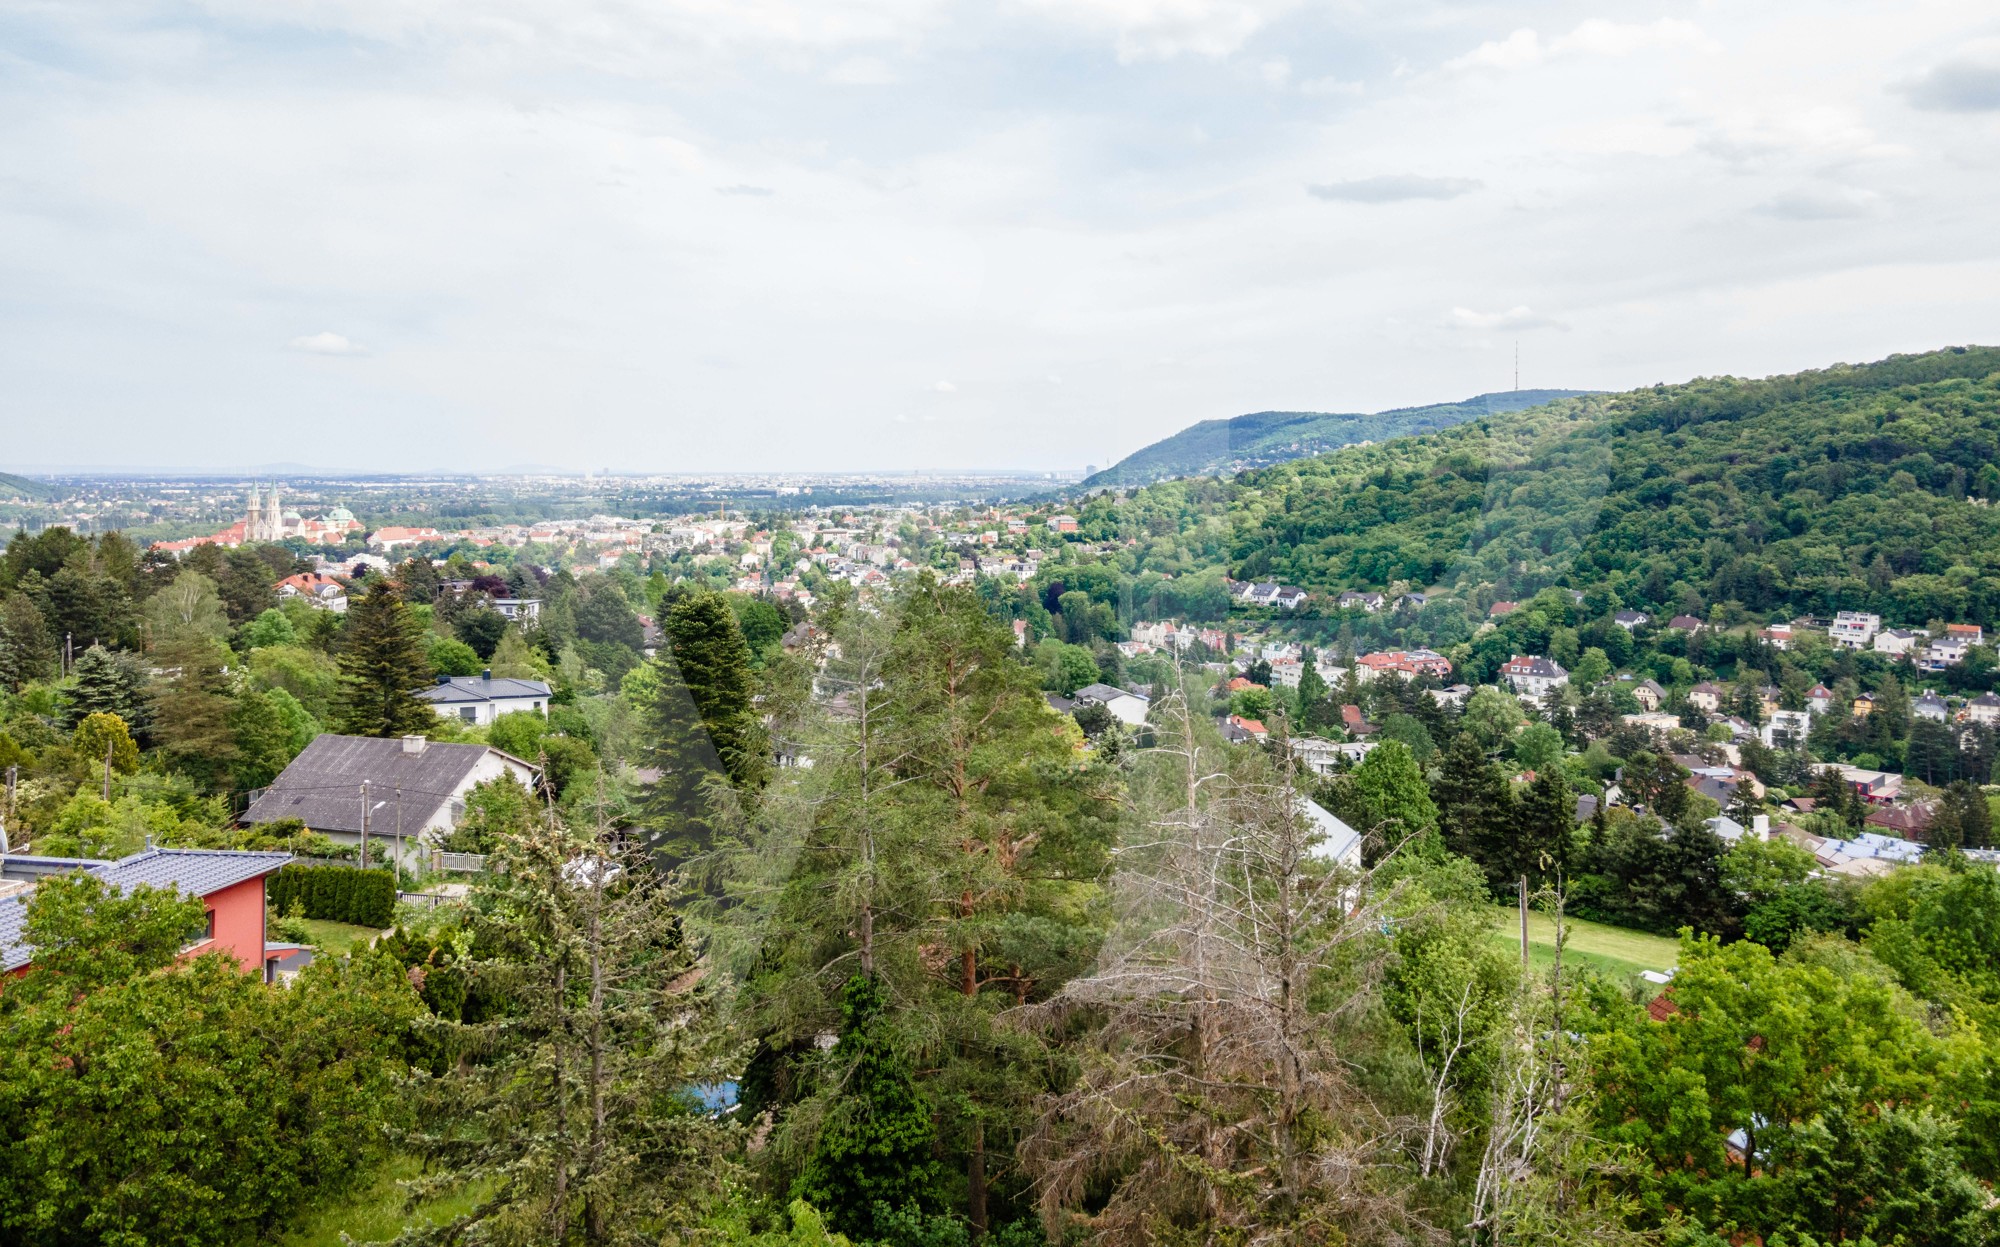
[416,672,553,725]
[1500,655,1569,702]
[1761,710,1812,749]
[1830,611,1882,649]
[1873,628,1923,657]
[1070,683,1151,727]
[1968,693,2000,726]
[1301,797,1363,870]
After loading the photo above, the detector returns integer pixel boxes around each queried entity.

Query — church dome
[327,505,356,523]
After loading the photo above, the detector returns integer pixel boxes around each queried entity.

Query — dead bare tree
[1019,669,1437,1247]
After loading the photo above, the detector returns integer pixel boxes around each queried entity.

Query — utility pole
[360,779,371,870]
[1518,876,1530,969]
[103,739,114,802]
[394,785,403,894]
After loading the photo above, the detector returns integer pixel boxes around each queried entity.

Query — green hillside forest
[1081,388,1590,486]
[1068,346,2000,629]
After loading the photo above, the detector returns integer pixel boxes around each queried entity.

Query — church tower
[266,486,283,540]
[245,486,263,541]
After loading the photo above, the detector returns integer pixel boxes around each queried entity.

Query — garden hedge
[267,863,396,929]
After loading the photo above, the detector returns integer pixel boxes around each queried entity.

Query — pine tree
[793,975,942,1239]
[334,580,436,738]
[0,592,56,691]
[66,643,151,736]
[394,806,730,1244]
[1297,651,1335,732]
[663,589,765,790]
[1514,768,1575,888]
[1432,732,1516,889]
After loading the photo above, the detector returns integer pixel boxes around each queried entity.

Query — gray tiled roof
[241,733,530,834]
[415,675,551,705]
[0,848,291,971]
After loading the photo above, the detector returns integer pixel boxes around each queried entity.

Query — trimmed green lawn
[277,1156,490,1246]
[1487,909,1681,982]
[295,918,384,956]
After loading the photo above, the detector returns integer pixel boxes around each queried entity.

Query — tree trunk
[968,1118,988,1236]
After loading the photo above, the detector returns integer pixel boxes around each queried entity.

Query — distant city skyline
[3,1,1997,472]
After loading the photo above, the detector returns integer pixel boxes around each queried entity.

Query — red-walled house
[0,847,302,982]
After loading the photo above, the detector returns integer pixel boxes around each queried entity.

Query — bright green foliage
[1585,932,1997,1244]
[1324,738,1436,848]
[425,633,482,677]
[1510,720,1565,774]
[72,711,138,776]
[1461,686,1525,750]
[793,976,942,1239]
[0,873,418,1245]
[335,579,436,739]
[240,606,298,649]
[445,773,538,853]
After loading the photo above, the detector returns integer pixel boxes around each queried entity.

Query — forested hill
[1083,388,1588,487]
[0,473,54,501]
[1208,345,2000,626]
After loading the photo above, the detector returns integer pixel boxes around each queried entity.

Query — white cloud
[1307,175,1480,203]
[288,331,364,355]
[932,379,956,392]
[826,56,898,85]
[1756,188,1882,220]
[1445,307,1567,332]
[1014,0,1299,62]
[1298,76,1363,97]
[1447,18,1714,72]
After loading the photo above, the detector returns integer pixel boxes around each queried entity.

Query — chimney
[482,668,492,681]
[402,735,428,755]
[1752,814,1770,840]
[436,673,451,685]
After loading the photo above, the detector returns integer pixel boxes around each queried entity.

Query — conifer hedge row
[267,863,396,928]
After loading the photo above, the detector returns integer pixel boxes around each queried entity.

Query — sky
[3,1,1999,474]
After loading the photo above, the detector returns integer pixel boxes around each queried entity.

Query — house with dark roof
[0,847,301,982]
[241,734,537,862]
[416,670,553,726]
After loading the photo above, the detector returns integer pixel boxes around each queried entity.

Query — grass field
[276,1157,489,1246]
[1487,909,1681,982]
[296,918,384,956]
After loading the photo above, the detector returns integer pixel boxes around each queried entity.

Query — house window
[460,707,478,722]
[183,908,215,952]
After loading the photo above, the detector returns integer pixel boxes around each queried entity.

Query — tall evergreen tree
[0,592,56,690]
[1514,768,1575,888]
[66,644,151,736]
[662,589,765,790]
[793,975,942,1239]
[334,580,436,738]
[1432,731,1515,888]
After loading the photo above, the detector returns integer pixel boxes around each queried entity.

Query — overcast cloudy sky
[3,1,1998,473]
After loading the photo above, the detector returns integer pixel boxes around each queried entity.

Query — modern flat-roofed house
[241,734,537,862]
[0,847,300,982]
[488,596,542,623]
[1829,611,1882,649]
[1070,683,1152,727]
[417,671,552,725]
